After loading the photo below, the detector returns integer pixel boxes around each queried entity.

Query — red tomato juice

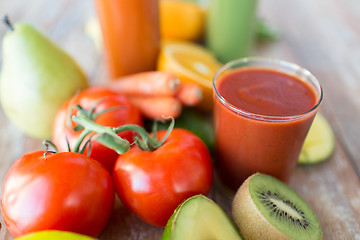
[214,67,321,192]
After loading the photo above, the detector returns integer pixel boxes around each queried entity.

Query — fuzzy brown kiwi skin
[232,173,322,240]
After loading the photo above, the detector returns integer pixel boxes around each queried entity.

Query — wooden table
[0,0,359,239]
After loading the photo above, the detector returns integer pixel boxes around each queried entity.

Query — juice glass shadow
[213,58,323,192]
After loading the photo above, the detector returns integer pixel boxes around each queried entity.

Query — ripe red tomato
[112,129,213,227]
[1,151,114,237]
[53,87,143,172]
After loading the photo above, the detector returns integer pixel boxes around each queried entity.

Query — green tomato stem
[71,104,174,154]
[72,129,92,153]
[154,117,175,147]
[43,139,59,152]
[73,114,113,136]
[115,124,157,149]
[42,140,58,160]
[114,117,175,151]
[72,112,130,154]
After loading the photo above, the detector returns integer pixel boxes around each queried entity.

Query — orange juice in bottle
[95,0,160,79]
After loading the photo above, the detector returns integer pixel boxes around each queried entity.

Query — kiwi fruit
[232,173,322,240]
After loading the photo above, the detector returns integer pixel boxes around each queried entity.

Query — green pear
[0,16,88,139]
[14,230,97,240]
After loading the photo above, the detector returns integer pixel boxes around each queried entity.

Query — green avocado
[162,195,243,240]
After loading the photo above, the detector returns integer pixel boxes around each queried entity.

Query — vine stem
[72,113,130,154]
[71,104,175,154]
[114,117,175,151]
[72,129,92,153]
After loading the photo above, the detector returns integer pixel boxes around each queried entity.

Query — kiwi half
[232,173,322,240]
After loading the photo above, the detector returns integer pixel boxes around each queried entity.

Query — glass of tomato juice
[213,57,323,192]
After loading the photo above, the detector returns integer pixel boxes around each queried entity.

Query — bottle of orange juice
[95,0,160,79]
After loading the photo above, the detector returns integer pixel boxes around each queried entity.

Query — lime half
[298,113,335,164]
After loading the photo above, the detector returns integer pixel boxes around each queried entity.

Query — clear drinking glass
[213,57,323,192]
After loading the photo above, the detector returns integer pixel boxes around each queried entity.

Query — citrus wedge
[157,41,222,111]
[298,113,335,164]
[160,0,205,41]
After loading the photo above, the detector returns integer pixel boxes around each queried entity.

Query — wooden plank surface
[0,0,360,239]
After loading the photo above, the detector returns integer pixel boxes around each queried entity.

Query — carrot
[107,71,180,96]
[128,96,183,119]
[175,82,203,106]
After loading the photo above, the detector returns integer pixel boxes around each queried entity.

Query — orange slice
[157,41,222,111]
[160,0,205,41]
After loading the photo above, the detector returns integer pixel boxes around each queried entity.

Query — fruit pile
[0,15,214,240]
[163,173,323,240]
[0,1,335,239]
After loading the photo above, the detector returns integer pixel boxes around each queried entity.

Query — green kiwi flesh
[232,173,322,240]
[162,194,243,240]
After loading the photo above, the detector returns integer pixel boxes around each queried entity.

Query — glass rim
[213,57,323,122]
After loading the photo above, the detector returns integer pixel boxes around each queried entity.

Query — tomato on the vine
[1,151,114,237]
[53,87,143,172]
[112,128,213,227]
